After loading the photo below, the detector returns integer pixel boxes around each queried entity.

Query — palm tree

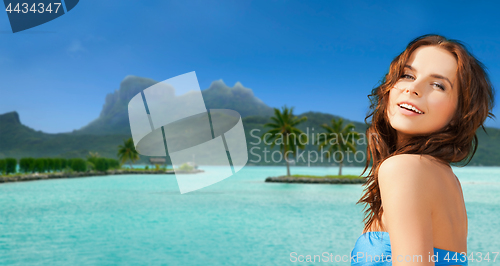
[87,151,100,158]
[262,106,308,176]
[317,118,359,176]
[117,138,140,169]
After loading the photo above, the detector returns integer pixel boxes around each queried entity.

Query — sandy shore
[265,176,365,184]
[0,169,204,184]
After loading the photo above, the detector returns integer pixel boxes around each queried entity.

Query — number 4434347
[6,3,62,14]
[443,252,499,263]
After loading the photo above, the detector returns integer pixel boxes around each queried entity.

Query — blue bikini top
[351,231,468,265]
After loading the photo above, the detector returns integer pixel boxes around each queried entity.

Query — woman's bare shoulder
[378,154,442,201]
[379,154,446,178]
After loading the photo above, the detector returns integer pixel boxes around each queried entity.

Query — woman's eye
[433,83,445,90]
[401,74,414,79]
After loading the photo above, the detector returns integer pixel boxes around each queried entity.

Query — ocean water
[0,166,499,265]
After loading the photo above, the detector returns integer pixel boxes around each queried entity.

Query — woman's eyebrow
[404,65,454,89]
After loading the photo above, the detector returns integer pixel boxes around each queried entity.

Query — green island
[262,106,367,184]
[0,164,203,184]
[265,174,366,184]
[291,174,362,179]
[0,139,202,184]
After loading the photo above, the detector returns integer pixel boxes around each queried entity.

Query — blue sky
[1,0,499,133]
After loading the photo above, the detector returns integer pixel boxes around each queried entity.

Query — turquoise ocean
[0,166,499,265]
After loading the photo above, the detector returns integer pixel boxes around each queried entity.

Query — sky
[1,0,500,133]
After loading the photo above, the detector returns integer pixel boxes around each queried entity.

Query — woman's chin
[394,127,440,138]
[391,124,428,136]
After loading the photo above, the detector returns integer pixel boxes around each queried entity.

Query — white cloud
[67,39,86,54]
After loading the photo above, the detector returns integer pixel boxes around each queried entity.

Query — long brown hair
[357,34,496,233]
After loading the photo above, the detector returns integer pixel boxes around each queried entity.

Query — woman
[350,34,495,265]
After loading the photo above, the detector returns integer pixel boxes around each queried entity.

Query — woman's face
[387,45,459,140]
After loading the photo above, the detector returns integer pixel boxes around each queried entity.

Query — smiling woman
[388,46,459,141]
[350,34,495,265]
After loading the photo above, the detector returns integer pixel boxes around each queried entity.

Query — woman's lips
[398,104,423,116]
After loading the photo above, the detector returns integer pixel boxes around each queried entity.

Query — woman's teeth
[398,103,423,114]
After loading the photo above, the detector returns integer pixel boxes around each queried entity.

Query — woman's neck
[395,131,410,150]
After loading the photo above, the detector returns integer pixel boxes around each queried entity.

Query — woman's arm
[378,154,437,265]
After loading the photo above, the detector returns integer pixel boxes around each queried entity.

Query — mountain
[202,80,274,117]
[0,111,130,160]
[1,110,500,166]
[75,76,273,136]
[1,75,499,166]
[75,75,158,136]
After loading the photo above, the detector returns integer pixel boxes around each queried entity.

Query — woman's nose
[404,88,418,96]
[403,83,421,96]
